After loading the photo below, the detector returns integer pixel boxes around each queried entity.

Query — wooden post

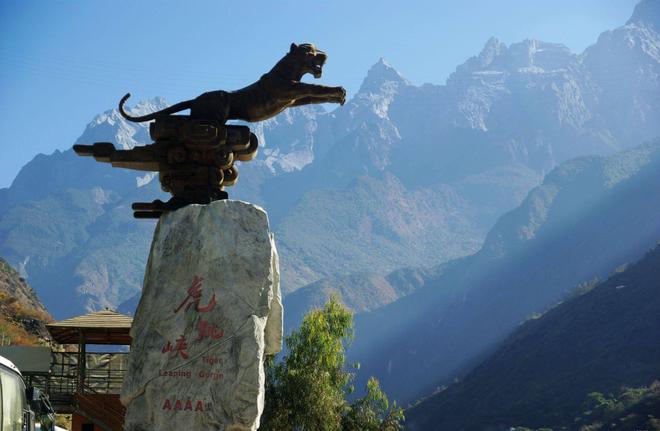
[78,329,86,393]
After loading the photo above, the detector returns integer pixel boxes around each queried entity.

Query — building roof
[46,310,133,345]
[0,346,51,373]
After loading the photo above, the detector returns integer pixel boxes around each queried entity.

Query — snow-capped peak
[75,97,169,150]
[346,58,409,120]
[477,37,507,67]
[453,38,574,78]
[627,0,660,31]
[127,97,169,119]
[358,58,410,95]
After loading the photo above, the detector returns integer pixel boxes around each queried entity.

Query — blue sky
[0,0,638,188]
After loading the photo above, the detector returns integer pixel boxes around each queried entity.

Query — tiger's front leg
[284,83,346,105]
[290,96,334,107]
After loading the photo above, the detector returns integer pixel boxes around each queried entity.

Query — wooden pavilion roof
[46,310,133,345]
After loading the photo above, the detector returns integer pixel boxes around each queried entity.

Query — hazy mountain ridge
[584,3,660,148]
[248,104,327,175]
[283,264,444,333]
[273,0,660,301]
[1,0,659,317]
[0,101,169,316]
[348,139,660,404]
[273,172,490,292]
[405,242,660,430]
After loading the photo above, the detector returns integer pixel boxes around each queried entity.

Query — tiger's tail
[119,93,192,122]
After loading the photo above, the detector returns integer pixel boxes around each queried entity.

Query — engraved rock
[121,200,282,431]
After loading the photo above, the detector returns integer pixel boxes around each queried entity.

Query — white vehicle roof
[0,355,22,376]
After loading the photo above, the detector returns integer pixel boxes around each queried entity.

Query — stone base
[121,200,282,431]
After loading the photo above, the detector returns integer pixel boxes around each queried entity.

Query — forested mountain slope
[405,243,660,430]
[350,140,660,403]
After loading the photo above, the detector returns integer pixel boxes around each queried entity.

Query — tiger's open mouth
[312,54,327,78]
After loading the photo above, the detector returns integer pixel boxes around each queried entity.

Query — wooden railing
[48,352,128,395]
[74,384,126,431]
[18,351,130,428]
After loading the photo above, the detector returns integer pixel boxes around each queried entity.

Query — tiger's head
[287,43,328,79]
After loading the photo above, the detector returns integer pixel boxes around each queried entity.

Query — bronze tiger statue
[119,43,346,123]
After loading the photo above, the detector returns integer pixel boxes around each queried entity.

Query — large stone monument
[73,42,345,430]
[121,200,282,430]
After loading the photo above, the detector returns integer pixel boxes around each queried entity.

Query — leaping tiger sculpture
[74,43,346,218]
[119,43,346,123]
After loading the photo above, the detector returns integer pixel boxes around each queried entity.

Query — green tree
[342,377,404,431]
[260,296,404,431]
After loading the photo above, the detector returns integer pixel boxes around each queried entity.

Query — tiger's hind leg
[190,90,231,122]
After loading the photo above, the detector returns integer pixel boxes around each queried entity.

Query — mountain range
[280,0,660,335]
[349,137,660,404]
[1,6,659,422]
[3,1,659,321]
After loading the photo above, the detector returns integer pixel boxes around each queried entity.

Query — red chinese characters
[162,275,224,361]
[173,276,217,314]
[161,335,190,360]
[196,319,224,341]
